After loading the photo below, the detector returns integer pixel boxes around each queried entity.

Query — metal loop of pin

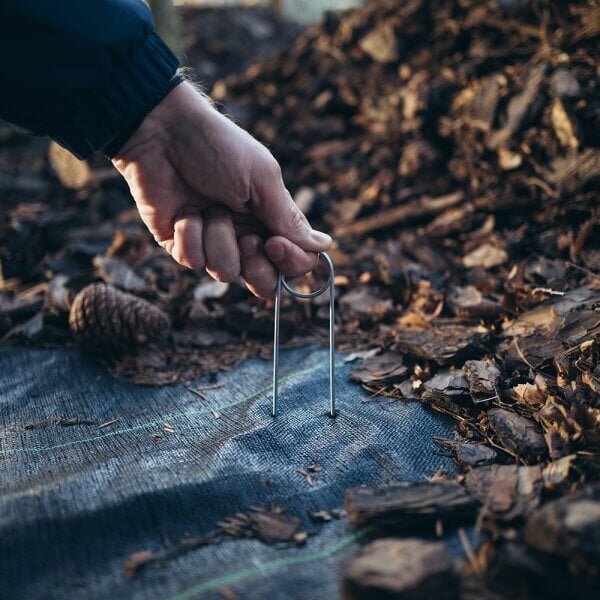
[272,252,336,418]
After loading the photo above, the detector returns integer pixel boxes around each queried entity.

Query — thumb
[250,156,331,252]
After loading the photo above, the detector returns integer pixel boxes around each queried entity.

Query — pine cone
[69,283,170,352]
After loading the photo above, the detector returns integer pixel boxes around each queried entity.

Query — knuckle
[288,208,307,233]
[261,155,282,181]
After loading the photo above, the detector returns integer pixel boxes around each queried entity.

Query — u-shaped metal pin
[272,252,336,418]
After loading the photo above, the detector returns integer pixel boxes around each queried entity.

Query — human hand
[111,82,331,298]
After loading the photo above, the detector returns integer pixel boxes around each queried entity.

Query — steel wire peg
[272,252,336,418]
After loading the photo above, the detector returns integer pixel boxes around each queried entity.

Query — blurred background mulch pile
[0,1,599,596]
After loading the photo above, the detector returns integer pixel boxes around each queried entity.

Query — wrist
[106,73,186,160]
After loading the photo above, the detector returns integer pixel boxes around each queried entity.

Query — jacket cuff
[53,33,180,159]
[104,73,185,159]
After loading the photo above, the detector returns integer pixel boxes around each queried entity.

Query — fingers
[172,208,205,270]
[203,206,241,282]
[239,235,278,299]
[250,156,332,253]
[264,236,319,277]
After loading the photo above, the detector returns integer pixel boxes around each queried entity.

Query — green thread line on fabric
[0,360,345,456]
[167,527,372,600]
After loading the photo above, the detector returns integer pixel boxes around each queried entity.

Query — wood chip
[487,408,547,461]
[343,538,460,600]
[344,481,478,529]
[466,464,543,521]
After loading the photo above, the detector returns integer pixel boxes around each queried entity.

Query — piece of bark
[551,98,579,152]
[1,311,44,342]
[447,286,504,321]
[391,324,487,366]
[463,359,501,403]
[421,204,475,238]
[463,243,508,269]
[342,538,460,600]
[123,550,155,579]
[456,443,497,467]
[0,294,43,322]
[44,275,73,315]
[503,286,600,368]
[218,506,303,546]
[344,482,478,528]
[508,383,547,407]
[398,140,440,178]
[249,508,302,545]
[524,482,600,566]
[466,464,543,521]
[421,369,470,413]
[340,287,394,321]
[547,149,600,194]
[93,255,149,293]
[334,192,463,238]
[487,408,547,461]
[359,21,399,63]
[468,73,503,132]
[53,417,96,426]
[398,379,420,400]
[551,68,581,99]
[490,541,600,599]
[423,370,469,397]
[350,352,408,385]
[487,63,547,150]
[542,454,577,492]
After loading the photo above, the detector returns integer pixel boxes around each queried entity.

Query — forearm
[0,0,179,158]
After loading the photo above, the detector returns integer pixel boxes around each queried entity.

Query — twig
[566,261,600,280]
[24,420,49,430]
[188,388,210,401]
[193,383,225,392]
[187,382,225,401]
[54,417,96,426]
[513,337,539,373]
[458,527,482,576]
[530,287,565,296]
[98,418,119,429]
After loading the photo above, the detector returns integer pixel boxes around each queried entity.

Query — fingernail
[240,236,260,258]
[266,240,286,261]
[310,230,332,246]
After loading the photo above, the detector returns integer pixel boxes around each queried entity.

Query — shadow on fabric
[0,345,456,599]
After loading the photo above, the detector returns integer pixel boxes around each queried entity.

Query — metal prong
[272,274,282,417]
[272,252,335,417]
[327,254,336,417]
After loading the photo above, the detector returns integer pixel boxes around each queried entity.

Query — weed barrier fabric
[0,346,456,599]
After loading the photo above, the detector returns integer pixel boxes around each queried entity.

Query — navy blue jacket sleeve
[0,0,180,158]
